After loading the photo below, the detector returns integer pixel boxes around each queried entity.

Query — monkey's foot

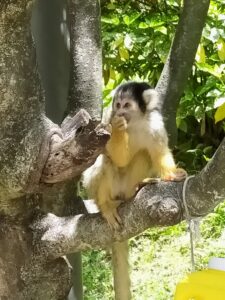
[163,168,187,182]
[103,208,122,231]
[112,116,127,131]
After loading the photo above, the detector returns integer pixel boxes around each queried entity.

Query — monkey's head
[112,81,159,123]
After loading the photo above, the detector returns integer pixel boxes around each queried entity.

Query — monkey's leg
[112,241,131,300]
[97,180,122,230]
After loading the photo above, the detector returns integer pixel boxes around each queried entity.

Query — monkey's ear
[142,89,160,111]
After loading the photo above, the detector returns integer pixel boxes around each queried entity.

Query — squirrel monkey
[83,81,186,300]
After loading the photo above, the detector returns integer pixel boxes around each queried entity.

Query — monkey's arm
[106,116,130,168]
[149,146,186,181]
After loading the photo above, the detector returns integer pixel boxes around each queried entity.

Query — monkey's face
[112,97,143,124]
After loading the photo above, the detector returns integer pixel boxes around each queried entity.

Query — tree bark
[0,0,104,299]
[33,137,225,255]
[0,0,44,201]
[156,0,210,146]
[67,0,102,120]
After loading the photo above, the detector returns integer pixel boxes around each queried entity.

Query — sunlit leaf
[123,15,130,25]
[109,68,116,80]
[195,44,206,64]
[215,102,225,123]
[214,97,225,108]
[112,36,124,49]
[154,26,167,35]
[138,22,149,29]
[119,47,129,60]
[101,16,120,25]
[196,63,222,78]
[146,16,165,28]
[217,39,225,61]
[123,13,141,25]
[124,34,133,50]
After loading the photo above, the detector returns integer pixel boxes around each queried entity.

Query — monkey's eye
[124,102,130,108]
[116,102,121,109]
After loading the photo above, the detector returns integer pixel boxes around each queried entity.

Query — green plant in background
[101,0,225,172]
[82,1,225,299]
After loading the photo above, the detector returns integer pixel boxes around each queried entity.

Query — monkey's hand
[111,116,127,131]
[162,168,187,182]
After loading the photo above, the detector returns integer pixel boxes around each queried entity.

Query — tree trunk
[156,0,210,146]
[0,0,103,299]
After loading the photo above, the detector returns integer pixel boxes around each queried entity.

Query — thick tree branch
[33,137,225,258]
[40,110,110,184]
[67,0,102,120]
[25,110,110,191]
[156,0,210,145]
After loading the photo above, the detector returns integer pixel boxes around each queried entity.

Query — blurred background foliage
[101,0,225,173]
[83,0,225,299]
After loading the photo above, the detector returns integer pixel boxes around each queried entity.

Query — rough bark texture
[0,0,104,299]
[67,0,102,120]
[0,0,44,201]
[156,0,210,145]
[40,110,110,184]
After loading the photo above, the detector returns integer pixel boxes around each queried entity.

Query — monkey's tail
[111,240,131,300]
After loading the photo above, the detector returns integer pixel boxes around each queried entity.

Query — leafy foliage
[101,0,225,172]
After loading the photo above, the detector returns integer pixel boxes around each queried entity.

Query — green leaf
[123,13,141,25]
[146,16,165,28]
[217,38,225,61]
[176,117,187,132]
[101,16,120,25]
[107,3,116,10]
[196,77,217,96]
[119,47,129,60]
[215,102,225,123]
[109,68,116,80]
[112,36,124,49]
[154,26,167,35]
[123,15,130,25]
[195,44,206,64]
[138,22,149,29]
[196,63,222,78]
[214,97,225,108]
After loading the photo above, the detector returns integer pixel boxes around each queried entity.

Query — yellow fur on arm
[106,128,130,168]
[150,147,176,179]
